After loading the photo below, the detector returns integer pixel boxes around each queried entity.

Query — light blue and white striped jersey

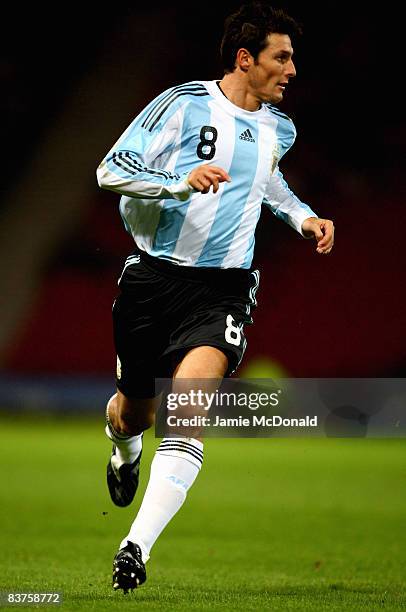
[97,80,317,268]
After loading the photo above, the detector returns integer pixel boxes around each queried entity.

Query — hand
[187,165,231,194]
[302,217,335,254]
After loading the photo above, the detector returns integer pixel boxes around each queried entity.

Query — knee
[116,400,155,435]
[107,391,157,435]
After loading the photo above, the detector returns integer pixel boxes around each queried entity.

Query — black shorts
[112,249,260,398]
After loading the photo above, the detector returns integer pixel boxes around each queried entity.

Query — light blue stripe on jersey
[274,113,295,158]
[241,199,262,268]
[196,117,259,267]
[151,100,212,257]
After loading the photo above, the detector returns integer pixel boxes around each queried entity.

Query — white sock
[120,437,203,562]
[105,398,142,466]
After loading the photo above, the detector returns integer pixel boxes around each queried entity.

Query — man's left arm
[263,168,335,254]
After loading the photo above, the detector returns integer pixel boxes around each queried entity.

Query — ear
[235,48,252,72]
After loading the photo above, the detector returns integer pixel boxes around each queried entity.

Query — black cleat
[112,541,146,593]
[107,443,142,507]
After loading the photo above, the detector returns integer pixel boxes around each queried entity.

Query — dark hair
[220,2,302,73]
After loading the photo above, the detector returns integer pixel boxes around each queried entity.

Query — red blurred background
[1,2,404,402]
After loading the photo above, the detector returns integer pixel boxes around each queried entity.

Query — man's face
[248,33,296,104]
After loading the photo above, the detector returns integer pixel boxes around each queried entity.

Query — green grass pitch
[1,416,405,611]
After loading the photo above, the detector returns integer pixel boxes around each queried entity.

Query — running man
[96,1,334,593]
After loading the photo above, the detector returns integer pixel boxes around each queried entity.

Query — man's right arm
[97,153,194,202]
[96,88,194,202]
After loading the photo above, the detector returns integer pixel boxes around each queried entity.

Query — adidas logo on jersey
[239,129,255,142]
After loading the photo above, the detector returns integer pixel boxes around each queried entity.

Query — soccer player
[96,1,334,593]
